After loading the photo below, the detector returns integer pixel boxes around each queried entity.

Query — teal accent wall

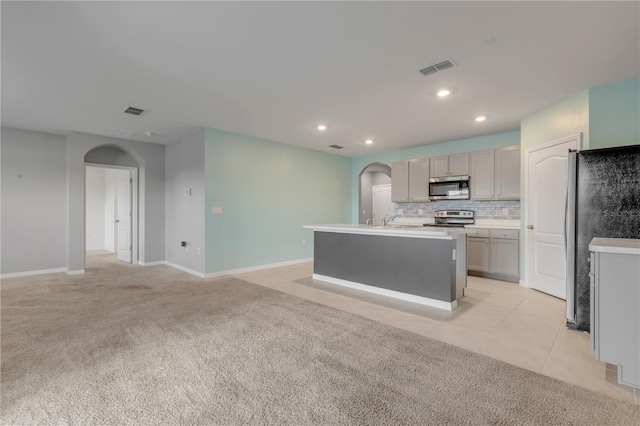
[350,130,521,222]
[204,128,352,274]
[520,90,589,152]
[589,77,640,149]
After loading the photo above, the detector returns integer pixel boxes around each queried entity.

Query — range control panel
[434,210,474,218]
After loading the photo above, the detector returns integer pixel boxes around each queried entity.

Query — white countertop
[589,238,640,255]
[303,224,470,239]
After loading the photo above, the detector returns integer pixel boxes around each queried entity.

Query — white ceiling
[2,2,639,157]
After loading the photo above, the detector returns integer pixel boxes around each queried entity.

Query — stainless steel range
[433,210,474,227]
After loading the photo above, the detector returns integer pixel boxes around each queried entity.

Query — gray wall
[165,129,205,274]
[66,132,166,272]
[1,127,67,274]
[85,166,106,250]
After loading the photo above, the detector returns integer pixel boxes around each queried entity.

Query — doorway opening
[85,163,139,266]
[359,163,392,224]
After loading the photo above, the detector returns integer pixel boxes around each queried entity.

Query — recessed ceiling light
[365,139,373,145]
[144,131,152,137]
[317,124,327,131]
[437,89,451,97]
[475,116,487,122]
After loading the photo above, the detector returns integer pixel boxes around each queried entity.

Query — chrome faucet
[383,215,396,226]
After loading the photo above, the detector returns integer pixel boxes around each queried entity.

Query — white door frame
[84,163,139,264]
[523,133,581,290]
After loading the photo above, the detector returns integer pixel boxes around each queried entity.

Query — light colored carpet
[2,252,639,425]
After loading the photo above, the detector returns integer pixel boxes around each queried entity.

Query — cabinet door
[468,238,490,272]
[391,161,409,202]
[470,150,495,200]
[408,158,430,201]
[429,156,449,178]
[495,146,520,200]
[490,238,519,276]
[449,153,470,176]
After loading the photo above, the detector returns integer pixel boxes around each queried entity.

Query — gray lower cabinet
[590,245,640,389]
[467,237,489,272]
[468,228,519,282]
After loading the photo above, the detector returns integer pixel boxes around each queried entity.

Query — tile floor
[234,261,638,405]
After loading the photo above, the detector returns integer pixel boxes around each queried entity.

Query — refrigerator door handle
[566,151,577,325]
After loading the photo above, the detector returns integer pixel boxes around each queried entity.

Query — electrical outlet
[503,208,509,216]
[397,208,404,215]
[212,207,223,215]
[302,239,307,246]
[418,209,424,215]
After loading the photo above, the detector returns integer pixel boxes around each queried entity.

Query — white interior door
[116,171,132,263]
[372,184,393,225]
[525,135,579,299]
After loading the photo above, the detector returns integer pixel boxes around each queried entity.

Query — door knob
[527,224,534,230]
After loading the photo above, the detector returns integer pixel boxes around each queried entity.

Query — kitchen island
[303,224,469,310]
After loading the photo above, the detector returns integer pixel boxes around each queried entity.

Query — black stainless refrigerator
[566,144,640,332]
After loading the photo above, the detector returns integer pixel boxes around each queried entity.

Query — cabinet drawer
[466,228,489,238]
[490,229,519,240]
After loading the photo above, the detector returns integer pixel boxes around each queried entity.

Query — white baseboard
[165,262,205,278]
[313,273,457,311]
[204,257,313,278]
[1,267,67,279]
[138,260,166,267]
[67,269,85,275]
[519,279,528,288]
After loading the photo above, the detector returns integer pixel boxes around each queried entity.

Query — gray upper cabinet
[392,159,430,202]
[449,153,470,176]
[391,161,409,202]
[470,146,520,200]
[495,146,521,200]
[429,156,449,178]
[470,150,495,200]
[430,153,469,178]
[408,158,430,201]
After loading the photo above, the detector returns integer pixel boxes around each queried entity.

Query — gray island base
[303,224,469,311]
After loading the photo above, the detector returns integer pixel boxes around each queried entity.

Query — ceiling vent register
[419,58,456,76]
[124,106,145,116]
[329,144,344,149]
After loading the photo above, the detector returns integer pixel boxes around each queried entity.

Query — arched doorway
[84,145,140,266]
[358,163,392,225]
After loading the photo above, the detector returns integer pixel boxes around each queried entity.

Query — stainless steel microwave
[429,175,470,200]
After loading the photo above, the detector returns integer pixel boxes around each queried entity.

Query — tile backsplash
[395,200,521,220]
